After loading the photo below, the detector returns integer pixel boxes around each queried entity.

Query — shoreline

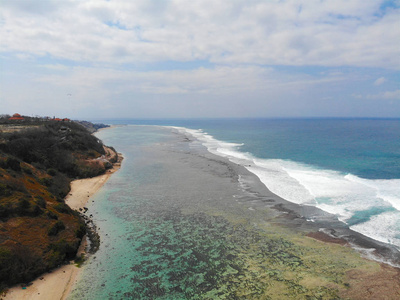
[57,125,400,299]
[5,124,398,298]
[221,151,400,267]
[238,162,400,267]
[3,145,123,300]
[196,136,400,298]
[175,126,400,268]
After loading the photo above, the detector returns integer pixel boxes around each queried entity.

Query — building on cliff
[8,113,24,120]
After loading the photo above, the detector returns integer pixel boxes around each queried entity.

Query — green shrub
[74,160,105,178]
[0,244,44,286]
[48,239,79,264]
[35,196,46,208]
[75,223,86,239]
[47,168,57,176]
[22,165,33,175]
[0,183,12,197]
[0,205,10,220]
[40,177,52,187]
[47,173,70,199]
[87,150,99,158]
[2,121,105,178]
[17,197,31,215]
[74,254,85,267]
[46,210,58,220]
[48,221,65,236]
[5,157,21,171]
[31,204,43,216]
[0,247,12,286]
[54,203,71,214]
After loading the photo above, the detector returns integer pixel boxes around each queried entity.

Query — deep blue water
[89,118,400,248]
[67,120,400,298]
[95,118,400,180]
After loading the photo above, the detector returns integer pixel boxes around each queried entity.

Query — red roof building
[9,113,24,120]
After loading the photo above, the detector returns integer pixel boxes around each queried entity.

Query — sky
[0,0,399,119]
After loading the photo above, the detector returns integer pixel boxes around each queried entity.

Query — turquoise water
[70,125,321,299]
[93,119,400,248]
[99,118,400,179]
[69,120,400,298]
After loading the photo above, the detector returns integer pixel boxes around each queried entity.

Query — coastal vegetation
[0,115,113,290]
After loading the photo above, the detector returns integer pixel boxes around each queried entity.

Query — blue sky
[0,0,399,119]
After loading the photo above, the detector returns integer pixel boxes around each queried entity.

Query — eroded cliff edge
[0,117,118,291]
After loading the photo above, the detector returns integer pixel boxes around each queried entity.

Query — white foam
[350,211,400,248]
[172,126,400,250]
[247,159,316,205]
[346,174,400,211]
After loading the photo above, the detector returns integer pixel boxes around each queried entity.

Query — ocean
[101,118,400,248]
[69,118,400,299]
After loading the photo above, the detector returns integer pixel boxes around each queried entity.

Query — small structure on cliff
[8,113,24,120]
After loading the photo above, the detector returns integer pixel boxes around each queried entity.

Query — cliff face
[75,120,110,133]
[0,120,114,289]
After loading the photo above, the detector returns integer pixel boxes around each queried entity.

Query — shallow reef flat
[69,126,400,300]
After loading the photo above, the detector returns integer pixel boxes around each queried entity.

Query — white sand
[3,265,81,300]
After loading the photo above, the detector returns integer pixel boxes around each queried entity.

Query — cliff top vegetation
[0,115,113,290]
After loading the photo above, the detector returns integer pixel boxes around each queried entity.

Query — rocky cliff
[0,118,117,290]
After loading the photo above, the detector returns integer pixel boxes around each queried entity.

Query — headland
[0,116,122,299]
[3,149,122,300]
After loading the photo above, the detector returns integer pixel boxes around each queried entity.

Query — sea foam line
[171,126,400,249]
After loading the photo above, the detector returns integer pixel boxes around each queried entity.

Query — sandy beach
[3,147,122,300]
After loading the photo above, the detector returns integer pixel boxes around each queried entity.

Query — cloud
[374,77,386,86]
[1,0,399,119]
[32,64,352,100]
[1,0,399,68]
[362,89,400,100]
[0,0,64,15]
[382,89,400,99]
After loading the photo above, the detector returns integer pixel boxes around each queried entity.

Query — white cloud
[1,0,399,118]
[374,77,386,86]
[31,64,351,100]
[382,89,400,99]
[1,0,399,68]
[364,89,400,100]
